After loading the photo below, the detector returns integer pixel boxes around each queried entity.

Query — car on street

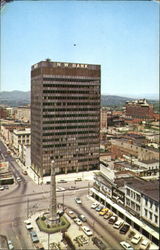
[22,170,27,175]
[99,208,109,216]
[0,186,4,191]
[75,197,82,204]
[120,241,134,250]
[74,218,82,226]
[69,186,76,190]
[131,234,142,244]
[30,231,39,243]
[91,202,99,209]
[75,177,82,182]
[119,224,130,234]
[58,187,66,191]
[78,214,87,222]
[58,179,67,183]
[81,226,93,236]
[104,211,113,219]
[139,239,150,250]
[113,219,124,229]
[92,236,106,250]
[8,240,14,250]
[16,177,22,182]
[108,215,118,224]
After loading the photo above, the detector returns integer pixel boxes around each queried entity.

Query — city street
[0,140,125,249]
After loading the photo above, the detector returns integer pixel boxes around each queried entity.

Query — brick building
[125,99,154,120]
[31,60,101,177]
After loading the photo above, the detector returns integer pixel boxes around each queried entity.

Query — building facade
[31,60,101,176]
[125,179,159,230]
[125,99,154,120]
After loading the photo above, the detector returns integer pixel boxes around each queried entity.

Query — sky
[0,0,159,98]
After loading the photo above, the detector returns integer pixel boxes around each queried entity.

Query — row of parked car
[91,202,151,250]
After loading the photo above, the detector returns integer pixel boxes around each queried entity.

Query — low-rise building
[12,128,31,151]
[125,179,159,230]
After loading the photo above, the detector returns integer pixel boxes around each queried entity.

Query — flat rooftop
[125,178,159,202]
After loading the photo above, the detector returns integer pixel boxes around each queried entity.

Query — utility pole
[62,192,64,211]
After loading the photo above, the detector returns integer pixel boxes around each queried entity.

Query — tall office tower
[31,60,101,177]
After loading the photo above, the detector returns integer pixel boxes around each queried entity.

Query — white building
[19,144,31,168]
[13,128,31,151]
[125,179,159,229]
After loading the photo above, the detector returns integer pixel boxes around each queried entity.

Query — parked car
[91,202,99,209]
[0,186,4,191]
[96,205,104,212]
[119,224,130,234]
[92,236,106,250]
[69,186,76,190]
[78,214,87,222]
[74,218,82,226]
[8,240,14,250]
[131,234,142,244]
[104,211,113,220]
[113,219,124,229]
[139,239,150,250]
[108,215,118,224]
[81,226,93,236]
[120,241,134,250]
[67,210,76,219]
[22,170,27,175]
[75,197,82,204]
[30,231,39,243]
[99,208,109,216]
[24,219,33,230]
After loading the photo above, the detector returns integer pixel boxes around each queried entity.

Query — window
[144,209,148,217]
[145,198,148,206]
[127,188,130,196]
[136,204,140,212]
[136,194,140,203]
[155,205,158,213]
[154,215,158,224]
[149,212,152,220]
[150,201,153,209]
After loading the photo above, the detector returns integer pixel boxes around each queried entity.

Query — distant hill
[0,91,158,109]
[0,91,30,106]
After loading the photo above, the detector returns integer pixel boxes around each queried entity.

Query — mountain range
[0,90,158,107]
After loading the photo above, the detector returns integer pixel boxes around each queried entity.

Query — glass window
[149,212,152,220]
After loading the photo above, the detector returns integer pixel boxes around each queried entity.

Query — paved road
[0,140,124,249]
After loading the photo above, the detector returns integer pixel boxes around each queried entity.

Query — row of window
[42,142,99,148]
[43,90,92,94]
[43,84,98,88]
[43,96,99,100]
[43,130,98,136]
[43,77,98,82]
[144,209,158,223]
[43,113,98,118]
[43,119,98,124]
[42,125,97,130]
[43,108,99,113]
[42,102,100,108]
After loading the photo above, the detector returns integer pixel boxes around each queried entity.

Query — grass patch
[36,215,70,234]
